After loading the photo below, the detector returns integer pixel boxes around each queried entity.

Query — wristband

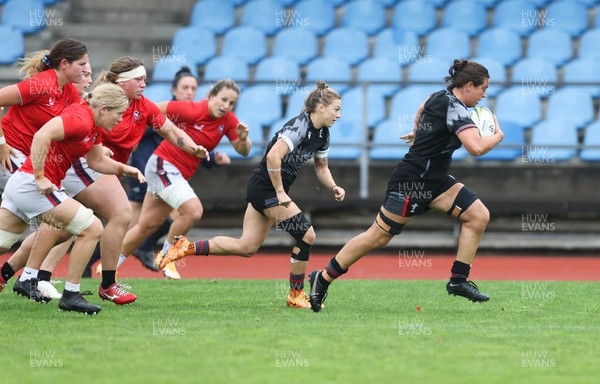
[267,168,281,172]
[0,136,5,145]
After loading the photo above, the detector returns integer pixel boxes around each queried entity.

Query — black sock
[325,256,348,282]
[38,269,52,282]
[1,262,15,282]
[101,270,117,289]
[139,218,173,252]
[317,271,331,289]
[192,240,209,256]
[289,273,305,290]
[450,260,471,284]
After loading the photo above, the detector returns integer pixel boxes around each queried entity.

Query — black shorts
[127,139,159,202]
[246,172,288,215]
[383,162,458,217]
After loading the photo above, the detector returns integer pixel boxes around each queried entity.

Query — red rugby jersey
[20,102,102,187]
[2,69,80,155]
[153,100,239,179]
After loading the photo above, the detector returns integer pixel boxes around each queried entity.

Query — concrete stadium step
[70,0,196,24]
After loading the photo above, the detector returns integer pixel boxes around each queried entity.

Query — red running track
[2,253,599,281]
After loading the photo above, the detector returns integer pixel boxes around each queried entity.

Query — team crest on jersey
[82,136,91,144]
[218,125,224,134]
[134,110,141,121]
[48,97,55,107]
[194,124,204,131]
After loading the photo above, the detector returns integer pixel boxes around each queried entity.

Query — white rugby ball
[470,106,496,137]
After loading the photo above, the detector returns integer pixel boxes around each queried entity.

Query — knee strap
[446,186,478,219]
[291,239,312,262]
[376,210,404,235]
[65,206,95,235]
[278,213,311,242]
[0,228,22,249]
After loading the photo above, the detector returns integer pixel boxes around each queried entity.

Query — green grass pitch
[1,279,598,383]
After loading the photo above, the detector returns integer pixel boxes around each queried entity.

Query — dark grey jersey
[256,112,329,187]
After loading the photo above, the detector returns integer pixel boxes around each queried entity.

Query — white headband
[116,66,146,82]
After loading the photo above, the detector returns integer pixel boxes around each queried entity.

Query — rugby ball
[470,106,496,137]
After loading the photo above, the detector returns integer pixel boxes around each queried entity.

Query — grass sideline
[1,279,598,383]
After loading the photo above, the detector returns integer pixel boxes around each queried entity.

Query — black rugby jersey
[255,112,329,187]
[402,87,476,179]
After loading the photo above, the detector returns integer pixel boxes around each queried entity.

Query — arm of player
[266,138,292,207]
[0,85,22,174]
[458,115,504,156]
[231,123,252,157]
[30,117,65,194]
[86,144,145,182]
[156,118,210,160]
[314,156,345,202]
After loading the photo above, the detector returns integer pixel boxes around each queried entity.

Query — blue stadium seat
[563,58,600,98]
[241,0,282,36]
[477,120,524,161]
[293,0,336,36]
[356,57,402,97]
[222,0,248,6]
[190,0,235,35]
[268,117,291,141]
[442,0,487,37]
[171,27,216,66]
[306,56,352,94]
[528,119,578,162]
[389,86,437,135]
[195,83,213,101]
[493,0,538,37]
[452,146,470,161]
[328,119,364,159]
[370,119,410,160]
[221,26,267,66]
[526,28,573,67]
[391,0,437,37]
[272,28,318,66]
[374,0,400,7]
[323,0,348,7]
[546,0,588,37]
[527,0,550,6]
[152,58,199,82]
[511,57,557,98]
[271,0,296,5]
[341,0,386,36]
[578,28,600,61]
[495,87,542,129]
[234,85,282,127]
[425,27,471,63]
[546,88,594,130]
[476,27,522,66]
[478,0,501,7]
[470,56,506,97]
[342,86,386,128]
[374,28,420,67]
[284,92,307,119]
[143,84,173,104]
[0,25,24,64]
[323,27,369,67]
[203,55,249,85]
[580,121,600,162]
[408,59,452,86]
[254,56,301,95]
[214,115,264,159]
[421,0,450,8]
[1,0,45,34]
